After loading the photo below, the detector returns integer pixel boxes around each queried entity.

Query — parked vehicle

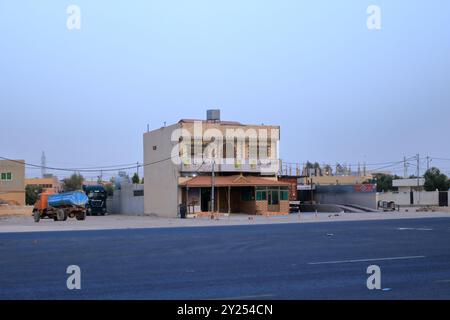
[33,191,88,222]
[83,185,107,216]
[377,200,397,212]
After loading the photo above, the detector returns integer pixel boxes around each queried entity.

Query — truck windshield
[88,192,105,199]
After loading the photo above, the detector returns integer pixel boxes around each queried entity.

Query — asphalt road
[1,217,450,300]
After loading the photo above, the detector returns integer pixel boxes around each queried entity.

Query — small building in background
[0,159,25,205]
[392,178,425,192]
[107,180,144,216]
[25,174,61,193]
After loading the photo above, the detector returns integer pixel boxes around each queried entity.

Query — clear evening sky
[1,1,449,179]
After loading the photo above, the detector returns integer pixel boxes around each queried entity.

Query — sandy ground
[0,210,449,233]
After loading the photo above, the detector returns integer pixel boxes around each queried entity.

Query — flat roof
[393,178,425,187]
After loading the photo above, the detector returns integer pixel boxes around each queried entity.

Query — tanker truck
[33,191,89,223]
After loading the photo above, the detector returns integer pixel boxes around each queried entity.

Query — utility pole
[426,156,430,171]
[416,154,421,205]
[211,160,215,213]
[404,156,408,179]
[41,151,47,178]
[416,154,420,185]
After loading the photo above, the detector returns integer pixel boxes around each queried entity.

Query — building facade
[143,110,289,217]
[0,159,25,205]
[25,175,61,194]
[392,178,425,192]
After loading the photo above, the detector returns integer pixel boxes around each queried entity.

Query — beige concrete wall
[301,175,373,186]
[108,183,144,215]
[377,191,440,206]
[0,191,25,205]
[0,205,33,216]
[0,160,25,205]
[143,124,181,217]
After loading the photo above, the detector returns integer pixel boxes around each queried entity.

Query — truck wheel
[76,211,86,221]
[33,210,40,223]
[56,209,66,221]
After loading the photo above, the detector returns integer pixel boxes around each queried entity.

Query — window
[256,190,267,201]
[268,189,279,205]
[256,187,267,201]
[1,172,12,181]
[280,189,289,201]
[134,190,144,197]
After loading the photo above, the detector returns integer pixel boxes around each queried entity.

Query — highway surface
[1,217,450,300]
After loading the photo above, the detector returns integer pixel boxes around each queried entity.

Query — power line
[0,156,174,173]
[282,157,418,168]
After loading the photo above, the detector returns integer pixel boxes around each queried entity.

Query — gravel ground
[0,210,449,233]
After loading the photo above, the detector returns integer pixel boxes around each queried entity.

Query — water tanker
[33,191,88,223]
[48,191,89,208]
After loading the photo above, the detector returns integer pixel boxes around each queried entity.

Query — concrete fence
[0,205,33,216]
[107,183,144,215]
[376,191,448,207]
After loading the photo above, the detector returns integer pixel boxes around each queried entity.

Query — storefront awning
[180,175,291,188]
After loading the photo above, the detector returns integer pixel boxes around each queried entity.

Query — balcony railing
[180,159,279,174]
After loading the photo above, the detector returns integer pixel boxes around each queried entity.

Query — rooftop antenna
[41,151,47,178]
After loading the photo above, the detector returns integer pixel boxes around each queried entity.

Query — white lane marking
[397,228,433,231]
[308,256,426,265]
[435,279,450,283]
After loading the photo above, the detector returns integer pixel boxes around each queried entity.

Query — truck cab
[82,185,107,216]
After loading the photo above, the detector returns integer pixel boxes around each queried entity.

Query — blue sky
[1,1,449,179]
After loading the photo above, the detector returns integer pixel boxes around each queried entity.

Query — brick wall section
[255,200,268,214]
[279,200,289,214]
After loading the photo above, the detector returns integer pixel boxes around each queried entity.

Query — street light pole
[211,160,215,213]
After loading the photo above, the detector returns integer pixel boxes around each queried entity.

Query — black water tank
[178,204,187,219]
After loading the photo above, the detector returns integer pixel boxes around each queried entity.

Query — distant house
[25,175,61,193]
[392,178,425,192]
[0,159,25,205]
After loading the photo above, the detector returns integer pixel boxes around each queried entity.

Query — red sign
[353,184,376,193]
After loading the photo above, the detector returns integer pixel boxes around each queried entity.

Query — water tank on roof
[207,109,220,122]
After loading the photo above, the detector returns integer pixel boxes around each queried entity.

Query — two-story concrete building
[143,110,290,217]
[0,159,25,205]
